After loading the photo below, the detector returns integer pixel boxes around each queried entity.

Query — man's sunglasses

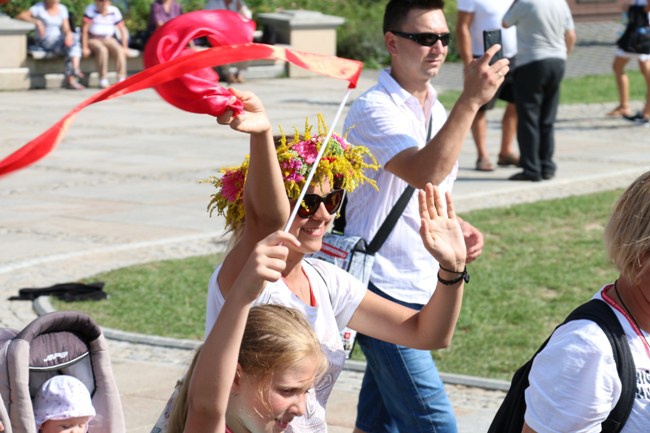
[390,31,451,47]
[297,189,345,219]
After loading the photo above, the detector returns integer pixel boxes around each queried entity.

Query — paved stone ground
[1,20,649,433]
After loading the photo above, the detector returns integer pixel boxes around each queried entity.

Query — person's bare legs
[471,110,494,171]
[104,37,127,81]
[88,38,109,87]
[499,102,518,163]
[639,58,650,119]
[608,56,632,116]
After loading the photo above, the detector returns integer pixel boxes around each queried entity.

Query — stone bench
[26,47,143,89]
[0,10,342,90]
[256,10,344,78]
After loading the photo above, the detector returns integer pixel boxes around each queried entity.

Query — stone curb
[34,296,511,392]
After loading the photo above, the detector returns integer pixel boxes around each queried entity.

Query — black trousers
[513,58,566,178]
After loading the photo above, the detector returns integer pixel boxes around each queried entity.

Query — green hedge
[246,0,459,66]
[1,0,459,66]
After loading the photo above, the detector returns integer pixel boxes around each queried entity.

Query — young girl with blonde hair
[161,230,328,433]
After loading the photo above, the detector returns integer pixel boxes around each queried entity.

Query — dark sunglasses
[297,189,345,219]
[390,30,451,47]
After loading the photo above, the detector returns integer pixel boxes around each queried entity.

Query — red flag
[0,11,363,177]
[143,10,256,116]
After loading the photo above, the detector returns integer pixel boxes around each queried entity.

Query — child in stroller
[33,375,96,433]
[0,311,124,433]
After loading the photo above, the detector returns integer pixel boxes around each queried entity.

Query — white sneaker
[99,78,110,89]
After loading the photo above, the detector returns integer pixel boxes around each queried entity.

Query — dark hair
[383,0,445,34]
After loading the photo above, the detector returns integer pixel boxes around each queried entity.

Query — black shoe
[623,112,649,124]
[542,173,555,180]
[509,171,541,182]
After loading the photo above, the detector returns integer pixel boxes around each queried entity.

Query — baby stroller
[0,311,125,433]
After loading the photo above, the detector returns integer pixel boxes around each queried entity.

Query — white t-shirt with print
[525,286,650,433]
[205,258,366,433]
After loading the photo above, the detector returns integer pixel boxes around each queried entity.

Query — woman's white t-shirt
[29,2,68,44]
[525,286,650,433]
[206,258,366,433]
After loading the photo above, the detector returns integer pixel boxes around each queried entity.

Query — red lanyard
[602,284,650,358]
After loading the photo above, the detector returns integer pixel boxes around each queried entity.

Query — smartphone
[483,29,504,66]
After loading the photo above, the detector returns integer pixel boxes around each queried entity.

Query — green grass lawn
[437,70,648,109]
[53,189,622,381]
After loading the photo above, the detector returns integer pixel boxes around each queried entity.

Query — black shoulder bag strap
[365,113,434,254]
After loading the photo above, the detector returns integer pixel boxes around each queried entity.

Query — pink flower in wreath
[282,159,304,181]
[332,133,349,149]
[291,139,319,165]
[220,169,245,202]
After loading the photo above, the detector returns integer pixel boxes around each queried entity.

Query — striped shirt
[343,68,457,305]
[83,4,123,38]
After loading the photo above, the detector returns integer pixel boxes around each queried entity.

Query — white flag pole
[283,87,353,232]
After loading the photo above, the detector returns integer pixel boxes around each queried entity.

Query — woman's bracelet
[437,265,469,286]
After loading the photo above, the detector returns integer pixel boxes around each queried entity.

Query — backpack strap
[487,299,636,433]
[564,299,636,433]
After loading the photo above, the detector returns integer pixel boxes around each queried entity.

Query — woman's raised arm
[216,89,291,295]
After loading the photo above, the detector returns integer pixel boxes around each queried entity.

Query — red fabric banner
[0,10,363,177]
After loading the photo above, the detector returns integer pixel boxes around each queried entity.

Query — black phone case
[483,29,504,66]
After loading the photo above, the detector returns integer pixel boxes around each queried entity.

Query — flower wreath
[203,114,378,231]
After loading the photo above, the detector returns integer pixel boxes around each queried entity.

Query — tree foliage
[2,0,459,65]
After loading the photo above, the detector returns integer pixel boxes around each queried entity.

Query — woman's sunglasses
[390,31,451,47]
[297,189,345,219]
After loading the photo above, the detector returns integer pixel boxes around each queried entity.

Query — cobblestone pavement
[1,20,648,433]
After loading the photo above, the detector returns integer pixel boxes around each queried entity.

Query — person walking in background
[519,170,650,433]
[457,0,519,172]
[205,0,252,83]
[343,0,508,431]
[503,0,575,182]
[607,0,650,124]
[147,0,183,38]
[81,0,129,89]
[16,0,85,90]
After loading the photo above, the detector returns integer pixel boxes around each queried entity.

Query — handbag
[629,26,650,54]
[617,3,650,54]
[309,115,433,358]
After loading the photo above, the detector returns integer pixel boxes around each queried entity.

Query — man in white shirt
[344,0,508,432]
[456,0,519,171]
